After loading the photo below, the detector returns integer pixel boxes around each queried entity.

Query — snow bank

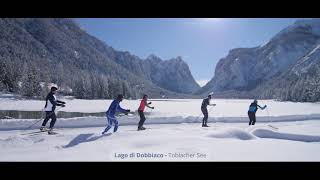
[206,128,255,140]
[252,129,320,142]
[2,114,320,131]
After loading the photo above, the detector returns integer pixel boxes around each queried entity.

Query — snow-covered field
[1,97,320,161]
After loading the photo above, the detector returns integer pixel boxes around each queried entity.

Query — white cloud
[197,79,209,87]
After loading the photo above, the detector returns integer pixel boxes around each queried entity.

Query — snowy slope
[272,18,320,40]
[196,18,320,102]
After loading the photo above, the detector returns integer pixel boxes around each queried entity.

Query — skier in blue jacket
[102,94,130,134]
[248,99,267,125]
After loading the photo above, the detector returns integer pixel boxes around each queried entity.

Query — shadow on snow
[63,133,111,148]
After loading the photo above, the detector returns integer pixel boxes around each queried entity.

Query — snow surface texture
[1,121,320,161]
[1,98,320,161]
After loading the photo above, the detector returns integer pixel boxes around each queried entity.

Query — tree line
[0,58,142,99]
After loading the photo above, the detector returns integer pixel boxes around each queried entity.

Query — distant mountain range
[0,18,200,99]
[1,18,319,102]
[196,19,320,102]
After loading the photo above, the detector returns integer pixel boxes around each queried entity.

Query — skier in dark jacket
[201,93,216,127]
[102,94,130,134]
[137,94,154,131]
[248,99,267,125]
[40,86,66,134]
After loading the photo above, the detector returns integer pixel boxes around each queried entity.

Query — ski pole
[194,111,204,122]
[260,99,278,130]
[260,99,267,118]
[265,106,278,130]
[195,105,215,122]
[207,105,215,124]
[25,106,64,130]
[261,100,271,123]
[24,108,45,130]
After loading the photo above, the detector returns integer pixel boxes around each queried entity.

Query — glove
[151,107,155,109]
[148,102,152,105]
[61,104,66,107]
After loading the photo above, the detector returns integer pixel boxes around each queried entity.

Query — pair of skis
[20,129,58,136]
[21,112,140,136]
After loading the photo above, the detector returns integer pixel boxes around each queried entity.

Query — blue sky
[75,18,306,86]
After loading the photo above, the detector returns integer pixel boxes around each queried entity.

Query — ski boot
[48,128,57,135]
[202,124,210,127]
[138,126,146,131]
[40,126,48,132]
[102,126,111,134]
[113,125,118,133]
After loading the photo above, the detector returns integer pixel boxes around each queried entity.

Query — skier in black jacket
[201,93,216,127]
[248,99,266,125]
[40,86,66,134]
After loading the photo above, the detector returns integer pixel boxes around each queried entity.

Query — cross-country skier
[201,93,216,127]
[137,94,154,131]
[102,94,130,134]
[248,99,267,125]
[40,86,66,134]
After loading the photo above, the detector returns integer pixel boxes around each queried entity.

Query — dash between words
[114,152,207,159]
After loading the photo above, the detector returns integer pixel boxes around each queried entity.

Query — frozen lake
[1,98,320,161]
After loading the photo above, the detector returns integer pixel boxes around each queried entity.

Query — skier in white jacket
[40,86,66,134]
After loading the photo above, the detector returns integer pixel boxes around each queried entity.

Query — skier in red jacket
[137,94,154,131]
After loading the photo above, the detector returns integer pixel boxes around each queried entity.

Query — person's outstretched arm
[145,100,154,109]
[56,100,66,104]
[117,104,129,113]
[56,99,66,107]
[258,105,267,110]
[57,103,65,107]
[209,100,216,106]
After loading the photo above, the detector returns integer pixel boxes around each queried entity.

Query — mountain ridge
[196,18,320,102]
[0,18,199,99]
